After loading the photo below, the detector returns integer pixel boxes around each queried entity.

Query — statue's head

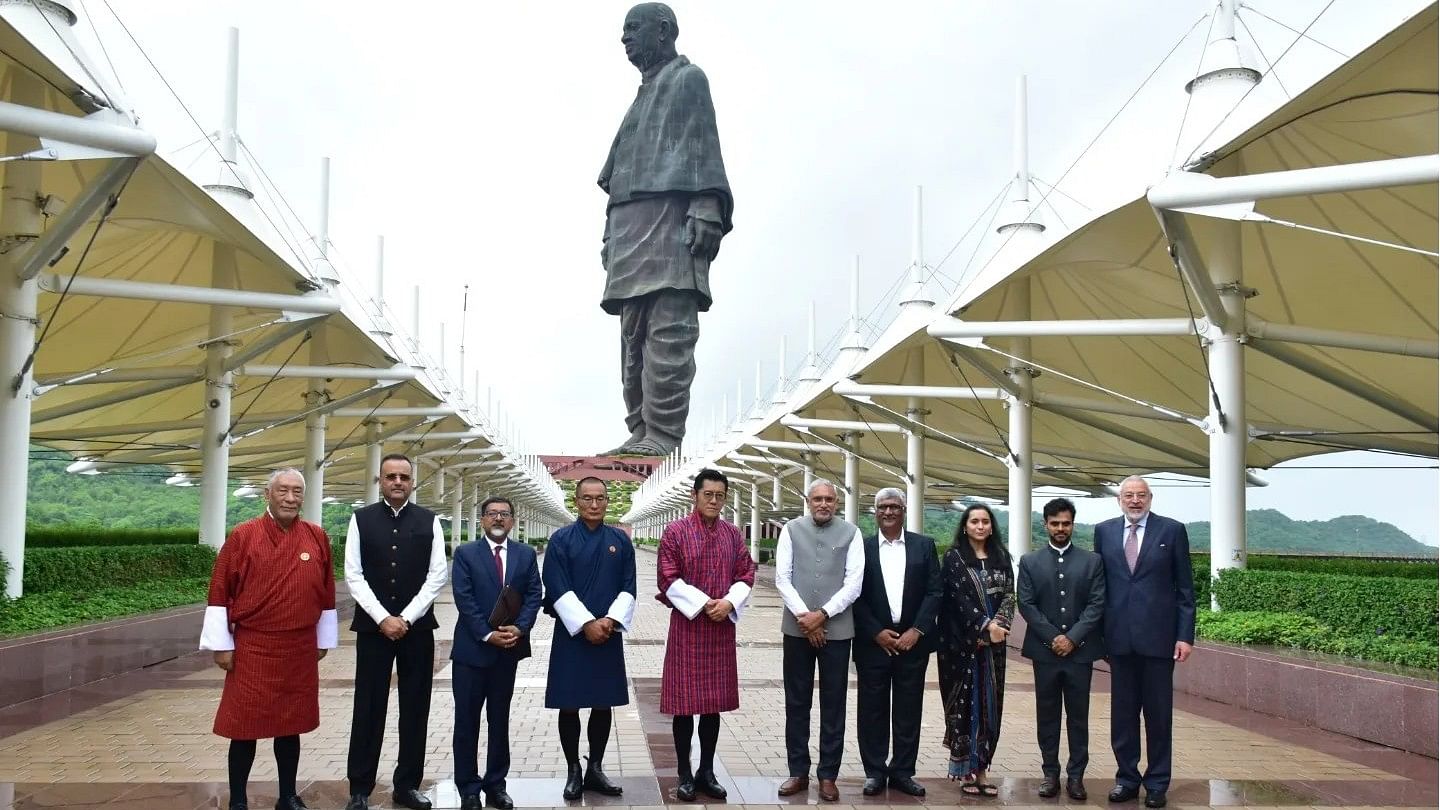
[621,3,679,71]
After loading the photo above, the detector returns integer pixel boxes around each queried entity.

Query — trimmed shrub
[1196,610,1438,670]
[1194,552,1436,580]
[0,577,209,636]
[1211,568,1437,643]
[24,545,216,594]
[26,527,199,549]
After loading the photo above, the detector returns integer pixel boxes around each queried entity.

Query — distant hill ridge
[22,450,1436,557]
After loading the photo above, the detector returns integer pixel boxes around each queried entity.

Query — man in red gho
[199,467,338,810]
[655,468,756,801]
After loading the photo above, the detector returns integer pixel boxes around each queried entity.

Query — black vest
[349,500,440,632]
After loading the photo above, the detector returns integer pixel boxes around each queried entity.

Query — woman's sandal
[961,783,1000,797]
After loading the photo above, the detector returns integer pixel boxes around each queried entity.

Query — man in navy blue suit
[451,496,543,810]
[1092,476,1195,809]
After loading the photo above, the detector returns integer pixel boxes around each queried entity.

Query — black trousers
[346,627,435,795]
[453,659,518,797]
[855,650,929,780]
[782,634,851,780]
[1108,654,1175,792]
[1032,659,1093,780]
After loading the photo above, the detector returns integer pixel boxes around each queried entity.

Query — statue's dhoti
[602,196,712,455]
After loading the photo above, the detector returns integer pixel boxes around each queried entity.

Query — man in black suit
[1093,476,1195,809]
[345,454,449,810]
[451,496,543,810]
[1017,497,1106,801]
[851,487,941,798]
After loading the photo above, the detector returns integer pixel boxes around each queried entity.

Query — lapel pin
[300,552,311,561]
[608,545,617,553]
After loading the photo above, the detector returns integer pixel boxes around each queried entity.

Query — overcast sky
[78,1,1436,542]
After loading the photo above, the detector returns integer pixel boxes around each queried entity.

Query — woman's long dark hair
[953,503,1009,569]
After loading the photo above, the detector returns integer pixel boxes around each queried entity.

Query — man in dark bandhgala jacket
[851,487,941,799]
[1017,497,1105,802]
[343,453,448,810]
[1093,476,1195,809]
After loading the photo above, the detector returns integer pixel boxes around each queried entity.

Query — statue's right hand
[600,237,610,268]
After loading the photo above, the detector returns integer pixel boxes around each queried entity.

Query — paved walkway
[0,547,1434,809]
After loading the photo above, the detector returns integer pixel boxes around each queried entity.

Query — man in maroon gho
[199,467,338,810]
[655,468,755,801]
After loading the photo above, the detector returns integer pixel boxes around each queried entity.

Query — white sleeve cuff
[725,581,753,624]
[199,606,235,651]
[605,591,637,632]
[316,608,339,649]
[665,579,709,620]
[554,591,595,636]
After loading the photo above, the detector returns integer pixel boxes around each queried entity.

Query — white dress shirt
[877,530,908,623]
[344,501,449,627]
[773,519,866,618]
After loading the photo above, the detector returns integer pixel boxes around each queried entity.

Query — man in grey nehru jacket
[773,479,864,803]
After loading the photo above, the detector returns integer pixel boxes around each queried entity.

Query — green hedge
[1193,553,1436,580]
[26,527,200,549]
[1211,568,1437,642]
[24,545,216,594]
[0,577,209,636]
[1196,610,1437,670]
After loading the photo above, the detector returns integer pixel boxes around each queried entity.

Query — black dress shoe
[583,757,624,796]
[485,788,515,810]
[460,795,483,810]
[1109,784,1140,803]
[392,788,432,810]
[563,762,584,800]
[675,773,697,802]
[862,776,885,796]
[273,797,308,810]
[1144,791,1167,808]
[694,769,727,799]
[1038,778,1061,798]
[890,776,926,797]
[1067,779,1088,800]
[229,802,248,810]
[344,795,369,810]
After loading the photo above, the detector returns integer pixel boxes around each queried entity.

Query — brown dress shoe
[818,779,840,802]
[778,776,809,796]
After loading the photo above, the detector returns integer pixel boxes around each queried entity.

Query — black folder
[489,585,522,628]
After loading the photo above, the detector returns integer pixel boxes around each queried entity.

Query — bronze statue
[598,2,734,457]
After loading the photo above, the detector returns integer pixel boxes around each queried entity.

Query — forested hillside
[24,450,1435,556]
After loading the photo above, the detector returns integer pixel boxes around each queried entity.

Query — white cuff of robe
[666,579,709,620]
[199,606,235,651]
[316,609,339,649]
[605,592,636,633]
[554,591,596,637]
[725,582,753,624]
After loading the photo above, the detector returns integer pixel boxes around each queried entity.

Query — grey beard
[486,526,508,540]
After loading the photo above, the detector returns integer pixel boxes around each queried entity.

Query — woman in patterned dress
[937,503,1015,797]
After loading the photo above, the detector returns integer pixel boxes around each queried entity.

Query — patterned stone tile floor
[0,548,1433,809]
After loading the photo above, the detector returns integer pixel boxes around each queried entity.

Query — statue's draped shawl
[599,55,734,233]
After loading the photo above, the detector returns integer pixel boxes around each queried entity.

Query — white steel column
[302,158,332,523]
[749,480,761,562]
[731,486,741,524]
[0,74,43,597]
[199,246,237,548]
[771,474,782,514]
[905,398,926,534]
[469,495,479,544]
[843,432,860,525]
[364,421,382,503]
[450,474,464,552]
[1208,218,1248,601]
[801,453,814,517]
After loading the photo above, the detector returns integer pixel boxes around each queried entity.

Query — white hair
[1117,474,1150,491]
[807,478,837,497]
[873,487,906,507]
[267,467,306,489]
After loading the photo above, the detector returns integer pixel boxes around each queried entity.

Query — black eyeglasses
[875,504,904,513]
[484,511,513,519]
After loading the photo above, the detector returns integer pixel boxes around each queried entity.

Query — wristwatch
[818,608,830,618]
